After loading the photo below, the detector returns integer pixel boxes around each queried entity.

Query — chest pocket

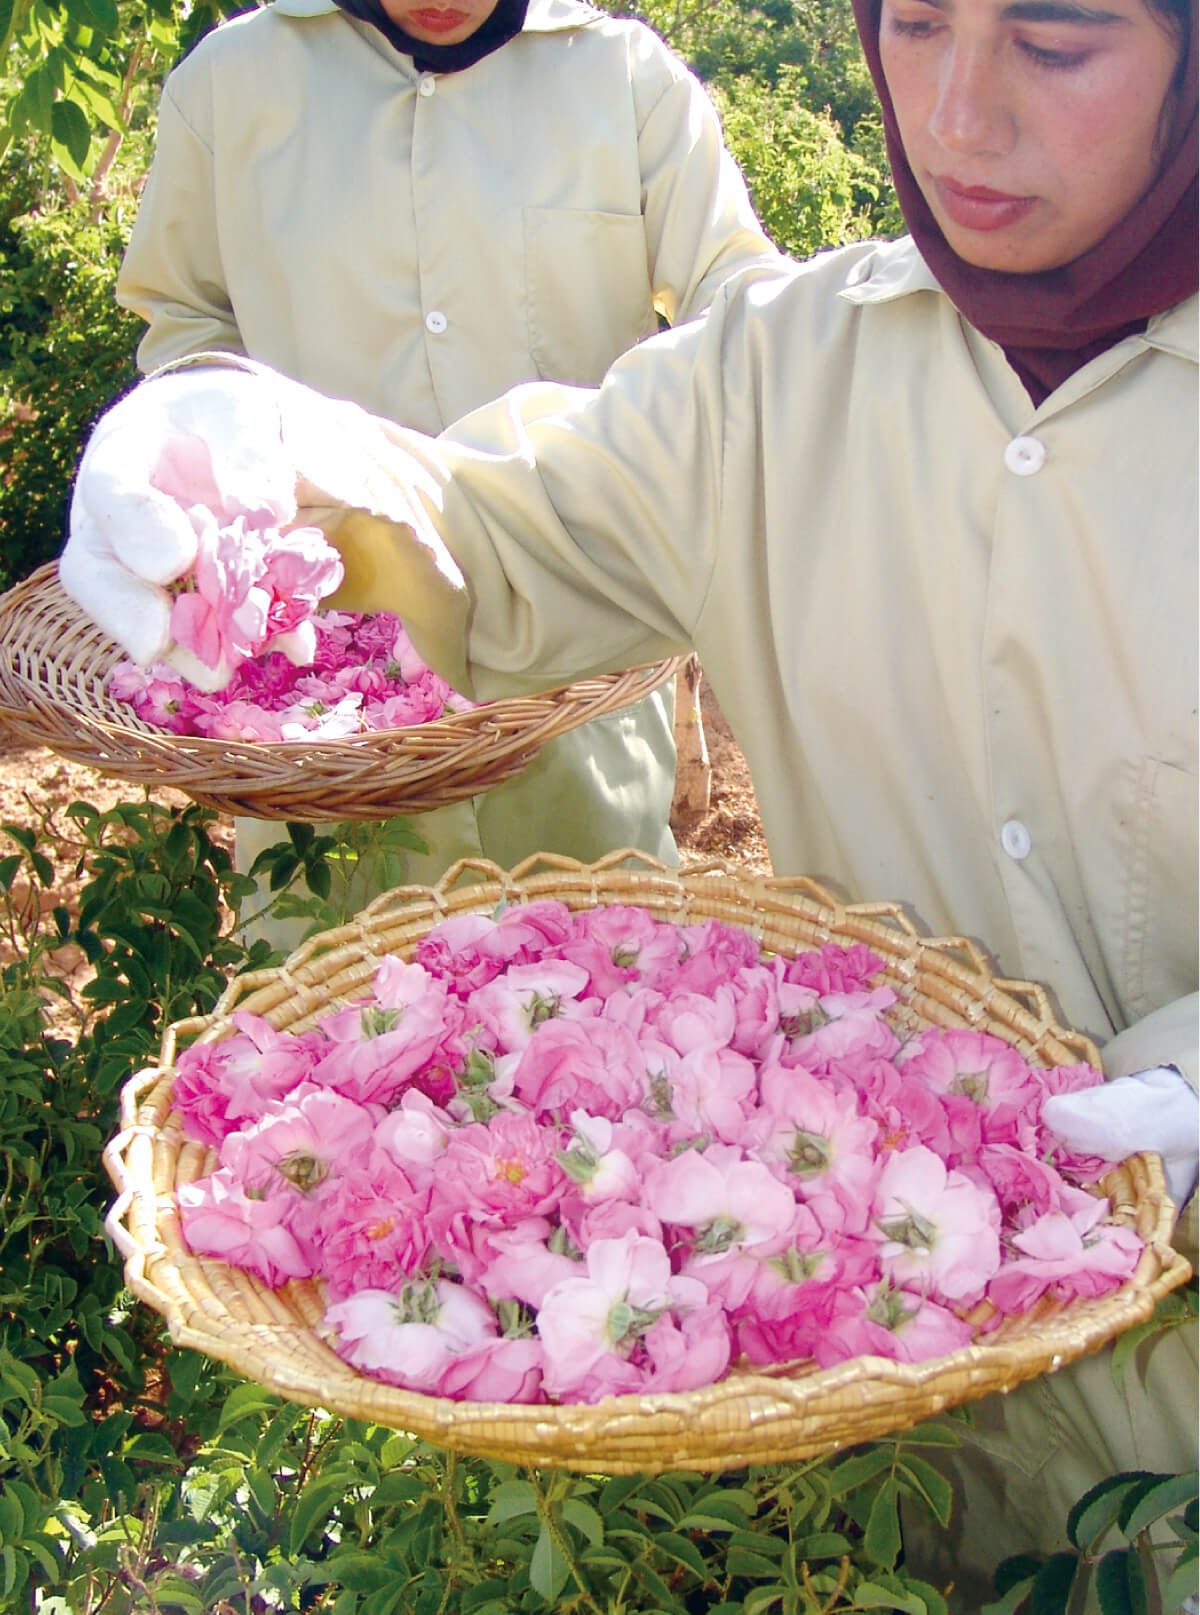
[524,206,656,387]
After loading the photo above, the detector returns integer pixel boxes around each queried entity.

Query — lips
[932,176,1038,233]
[409,7,470,30]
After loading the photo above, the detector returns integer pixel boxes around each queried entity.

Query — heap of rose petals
[106,513,475,740]
[173,902,1142,1406]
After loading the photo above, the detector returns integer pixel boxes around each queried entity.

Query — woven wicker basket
[0,564,682,821]
[103,854,1192,1475]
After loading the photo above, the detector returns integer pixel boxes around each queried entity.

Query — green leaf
[897,1421,963,1447]
[1030,1552,1078,1615]
[1095,1548,1148,1615]
[853,1580,925,1610]
[1121,1474,1199,1541]
[980,1579,1037,1615]
[728,1547,786,1578]
[864,1478,902,1570]
[1163,1544,1199,1612]
[561,1498,604,1547]
[648,1529,706,1579]
[485,1480,537,1523]
[529,1523,569,1604]
[828,1447,896,1495]
[217,1381,280,1432]
[897,1455,954,1528]
[1068,1474,1159,1551]
[288,1475,352,1556]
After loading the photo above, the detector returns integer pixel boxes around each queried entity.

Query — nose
[928,43,1016,156]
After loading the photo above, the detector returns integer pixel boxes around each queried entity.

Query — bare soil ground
[0,671,770,938]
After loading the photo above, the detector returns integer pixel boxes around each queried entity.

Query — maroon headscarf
[851,0,1199,402]
[335,0,529,74]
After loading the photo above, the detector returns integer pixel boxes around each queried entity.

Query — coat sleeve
[628,28,786,326]
[322,280,756,695]
[115,76,247,372]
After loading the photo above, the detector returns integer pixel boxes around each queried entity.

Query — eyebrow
[909,0,1128,17]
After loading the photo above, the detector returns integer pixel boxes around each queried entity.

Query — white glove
[62,364,438,690]
[1042,1066,1199,1210]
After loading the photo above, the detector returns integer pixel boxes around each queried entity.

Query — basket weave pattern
[0,565,682,821]
[103,855,1192,1474]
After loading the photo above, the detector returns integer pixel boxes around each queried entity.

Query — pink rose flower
[316,1159,432,1300]
[436,1336,545,1403]
[644,1144,797,1260]
[987,1204,1143,1314]
[178,1168,316,1287]
[510,1018,646,1119]
[869,1145,1002,1305]
[325,1280,498,1390]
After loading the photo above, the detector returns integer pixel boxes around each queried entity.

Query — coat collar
[838,234,1198,363]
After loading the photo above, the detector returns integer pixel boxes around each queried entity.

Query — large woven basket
[0,564,681,821]
[103,854,1192,1475]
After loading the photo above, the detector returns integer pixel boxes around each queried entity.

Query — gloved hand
[62,363,438,690]
[1042,1066,1199,1210]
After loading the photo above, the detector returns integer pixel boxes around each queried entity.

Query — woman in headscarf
[65,0,1198,1594]
[110,0,784,936]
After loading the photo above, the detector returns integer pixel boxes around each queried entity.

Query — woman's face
[380,0,499,43]
[879,0,1182,271]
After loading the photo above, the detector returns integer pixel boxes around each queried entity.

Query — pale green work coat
[197,236,1196,1594]
[118,0,784,896]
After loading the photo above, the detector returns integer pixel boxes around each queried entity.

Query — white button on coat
[424,310,448,334]
[418,74,436,96]
[1000,819,1033,860]
[1003,435,1046,476]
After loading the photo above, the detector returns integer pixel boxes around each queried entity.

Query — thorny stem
[528,1469,604,1614]
[800,1553,851,1612]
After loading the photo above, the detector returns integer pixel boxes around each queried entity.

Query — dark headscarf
[335,0,529,74]
[851,0,1199,403]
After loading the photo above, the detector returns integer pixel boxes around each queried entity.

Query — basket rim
[0,564,684,819]
[102,855,1194,1473]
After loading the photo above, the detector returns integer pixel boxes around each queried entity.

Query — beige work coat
[199,235,1195,1592]
[118,0,784,894]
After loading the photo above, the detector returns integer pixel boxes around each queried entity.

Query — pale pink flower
[325,1280,498,1390]
[650,988,739,1056]
[899,1028,1041,1149]
[643,1144,797,1258]
[172,1012,324,1148]
[750,1062,881,1225]
[477,1226,582,1308]
[169,510,270,677]
[178,1168,315,1286]
[558,1112,642,1203]
[315,1157,432,1300]
[670,919,761,994]
[869,1145,1001,1305]
[536,1231,705,1401]
[259,525,344,640]
[559,905,683,997]
[641,1303,733,1393]
[437,1337,545,1403]
[372,1091,452,1185]
[218,1088,378,1199]
[815,1281,976,1367]
[471,960,594,1054]
[428,1111,567,1279]
[987,1206,1143,1314]
[510,1018,646,1119]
